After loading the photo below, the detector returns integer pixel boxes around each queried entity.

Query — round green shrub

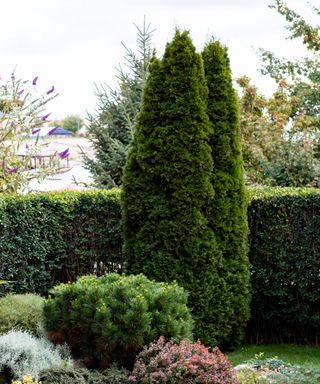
[130,336,239,384]
[43,273,193,369]
[0,294,44,335]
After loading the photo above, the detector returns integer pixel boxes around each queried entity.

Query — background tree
[202,40,250,348]
[83,21,154,189]
[236,0,320,186]
[122,30,226,346]
[237,75,319,186]
[50,115,84,134]
[259,0,319,119]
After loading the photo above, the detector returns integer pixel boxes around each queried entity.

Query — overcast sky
[1,0,319,119]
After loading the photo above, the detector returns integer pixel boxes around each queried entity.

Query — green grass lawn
[227,344,320,369]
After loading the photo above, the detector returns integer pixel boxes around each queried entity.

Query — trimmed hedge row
[1,187,320,344]
[247,186,320,344]
[0,190,123,296]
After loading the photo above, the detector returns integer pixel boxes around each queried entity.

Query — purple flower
[18,89,24,96]
[48,127,59,135]
[58,148,69,159]
[32,128,40,135]
[41,113,51,121]
[46,85,55,95]
[23,80,29,84]
[25,144,29,150]
[10,122,15,127]
[1,160,5,170]
[9,167,18,174]
[32,76,38,86]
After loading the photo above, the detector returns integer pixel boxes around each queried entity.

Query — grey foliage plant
[0,330,72,380]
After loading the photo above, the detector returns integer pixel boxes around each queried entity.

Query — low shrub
[236,356,320,384]
[0,330,72,380]
[39,367,88,384]
[235,367,259,384]
[130,336,239,384]
[39,365,130,384]
[0,294,44,335]
[42,273,193,369]
[88,366,130,384]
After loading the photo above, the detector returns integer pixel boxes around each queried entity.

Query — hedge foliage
[247,186,320,344]
[0,190,123,297]
[1,186,320,343]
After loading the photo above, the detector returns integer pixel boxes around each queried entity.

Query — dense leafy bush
[130,336,239,384]
[0,190,122,296]
[122,29,224,346]
[43,273,192,369]
[0,294,44,335]
[202,39,250,348]
[247,187,320,343]
[0,330,71,380]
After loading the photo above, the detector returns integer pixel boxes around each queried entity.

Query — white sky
[1,0,319,119]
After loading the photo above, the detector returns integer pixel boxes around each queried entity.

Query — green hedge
[0,190,123,296]
[247,186,320,344]
[1,187,320,344]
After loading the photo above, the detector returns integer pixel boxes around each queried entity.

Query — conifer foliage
[202,40,251,347]
[83,21,153,188]
[121,30,226,345]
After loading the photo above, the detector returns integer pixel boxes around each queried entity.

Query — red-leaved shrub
[130,336,239,384]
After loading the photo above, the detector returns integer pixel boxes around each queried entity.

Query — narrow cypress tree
[202,40,251,347]
[122,30,227,345]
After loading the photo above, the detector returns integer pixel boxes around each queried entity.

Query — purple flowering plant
[0,71,69,193]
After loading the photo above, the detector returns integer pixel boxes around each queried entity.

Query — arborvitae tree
[83,21,154,188]
[202,40,251,348]
[122,30,228,346]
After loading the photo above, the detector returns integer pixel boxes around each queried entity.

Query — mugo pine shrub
[122,29,224,346]
[43,273,192,369]
[130,336,239,384]
[202,40,250,347]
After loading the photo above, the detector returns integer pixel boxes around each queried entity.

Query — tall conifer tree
[122,30,227,345]
[202,40,251,347]
[83,21,153,188]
